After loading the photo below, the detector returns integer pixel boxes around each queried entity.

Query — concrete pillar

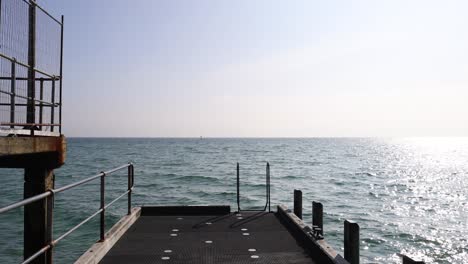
[24,168,54,264]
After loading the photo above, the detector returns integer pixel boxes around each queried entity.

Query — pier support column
[1,135,66,263]
[24,168,54,264]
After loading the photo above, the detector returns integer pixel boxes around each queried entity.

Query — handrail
[236,162,271,212]
[0,191,51,214]
[0,53,61,79]
[0,90,60,107]
[0,163,135,264]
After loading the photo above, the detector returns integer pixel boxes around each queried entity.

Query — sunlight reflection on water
[0,137,467,263]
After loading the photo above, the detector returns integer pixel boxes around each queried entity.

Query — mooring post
[344,220,360,264]
[24,168,54,264]
[312,201,323,236]
[293,189,302,219]
[402,255,425,264]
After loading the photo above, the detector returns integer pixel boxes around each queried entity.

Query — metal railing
[236,162,271,212]
[0,163,134,264]
[0,0,64,136]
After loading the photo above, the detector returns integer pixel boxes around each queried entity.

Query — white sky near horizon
[43,0,468,137]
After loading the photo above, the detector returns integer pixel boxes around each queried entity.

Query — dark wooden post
[312,201,323,236]
[402,255,425,264]
[293,189,302,219]
[24,168,54,264]
[344,220,360,264]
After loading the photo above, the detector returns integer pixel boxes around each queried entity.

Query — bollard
[312,201,323,236]
[293,189,302,219]
[344,220,359,264]
[402,255,425,264]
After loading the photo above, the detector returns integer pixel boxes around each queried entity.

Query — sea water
[0,138,467,263]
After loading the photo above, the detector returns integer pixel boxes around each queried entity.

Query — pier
[0,2,428,264]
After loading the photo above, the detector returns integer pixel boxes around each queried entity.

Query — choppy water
[1,138,467,263]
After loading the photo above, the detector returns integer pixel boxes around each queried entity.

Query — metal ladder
[236,162,271,212]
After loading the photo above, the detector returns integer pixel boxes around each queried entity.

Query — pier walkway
[100,208,315,264]
[74,203,351,264]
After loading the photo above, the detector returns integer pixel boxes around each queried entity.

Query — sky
[43,0,468,137]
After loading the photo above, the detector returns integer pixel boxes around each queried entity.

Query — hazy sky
[44,0,468,137]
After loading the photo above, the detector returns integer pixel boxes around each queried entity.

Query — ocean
[0,138,467,263]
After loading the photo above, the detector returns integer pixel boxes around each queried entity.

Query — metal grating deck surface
[99,211,316,264]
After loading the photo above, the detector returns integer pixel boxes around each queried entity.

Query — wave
[172,175,220,183]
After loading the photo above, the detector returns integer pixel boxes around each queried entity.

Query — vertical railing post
[50,77,55,132]
[99,172,105,242]
[39,78,44,129]
[266,162,270,212]
[293,189,302,219]
[236,162,240,212]
[127,164,132,215]
[27,0,36,125]
[59,15,64,134]
[312,201,323,236]
[344,220,360,264]
[10,59,16,128]
[46,191,54,264]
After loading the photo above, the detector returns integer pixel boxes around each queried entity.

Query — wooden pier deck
[77,206,347,264]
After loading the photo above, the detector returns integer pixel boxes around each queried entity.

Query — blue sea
[1,138,467,263]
